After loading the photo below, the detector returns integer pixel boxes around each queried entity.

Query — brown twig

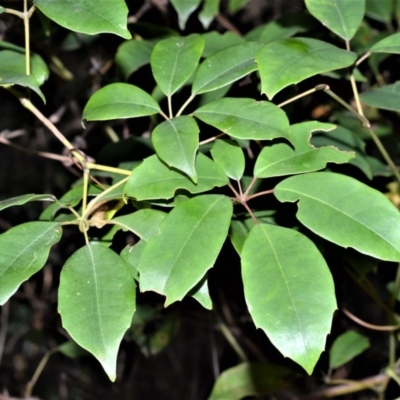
[342,308,400,332]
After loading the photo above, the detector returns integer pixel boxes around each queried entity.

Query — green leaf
[241,224,336,374]
[194,98,291,141]
[58,245,135,381]
[150,34,204,97]
[124,153,229,201]
[120,241,146,280]
[202,32,245,58]
[152,116,199,182]
[254,121,355,178]
[82,83,160,121]
[0,50,45,102]
[59,340,89,359]
[0,194,56,211]
[274,172,400,261]
[359,82,400,112]
[370,33,400,54]
[188,275,212,310]
[228,0,250,14]
[192,42,263,95]
[115,39,155,80]
[257,38,357,100]
[365,0,393,22]
[0,6,4,14]
[170,0,201,30]
[211,139,245,180]
[330,330,370,369]
[33,0,131,39]
[208,362,292,400]
[199,0,220,29]
[0,222,62,305]
[305,0,365,40]
[138,195,233,305]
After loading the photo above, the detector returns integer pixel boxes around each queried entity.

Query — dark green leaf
[58,245,135,381]
[188,275,212,310]
[257,38,357,99]
[198,0,220,29]
[274,172,400,261]
[82,83,160,121]
[228,0,250,14]
[360,82,400,111]
[194,98,291,141]
[0,222,62,305]
[365,0,393,22]
[59,340,89,359]
[139,195,233,305]
[211,139,245,180]
[201,32,245,58]
[0,194,56,211]
[241,224,336,374]
[170,0,201,30]
[370,33,400,54]
[33,0,131,39]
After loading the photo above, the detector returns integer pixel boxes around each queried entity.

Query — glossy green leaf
[0,222,62,305]
[365,0,393,22]
[257,38,357,100]
[138,195,233,306]
[330,330,370,369]
[199,0,220,29]
[241,224,336,374]
[116,39,155,80]
[359,82,400,111]
[82,83,160,121]
[152,116,199,182]
[305,0,365,40]
[58,245,135,381]
[208,362,292,400]
[170,0,201,30]
[192,42,263,95]
[194,98,291,141]
[0,50,46,102]
[274,172,400,261]
[124,153,228,201]
[188,275,212,310]
[33,0,131,39]
[0,194,56,211]
[211,139,245,180]
[254,122,354,178]
[370,33,400,54]
[151,34,204,97]
[201,32,245,58]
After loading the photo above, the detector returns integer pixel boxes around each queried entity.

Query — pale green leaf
[0,194,56,211]
[370,33,400,54]
[188,275,212,310]
[194,98,291,141]
[151,34,204,96]
[192,42,263,95]
[124,153,228,201]
[360,82,400,111]
[138,195,233,305]
[211,139,245,180]
[274,172,400,261]
[242,224,336,374]
[365,0,393,22]
[82,83,160,121]
[254,121,354,178]
[330,330,370,369]
[33,0,131,39]
[152,116,199,182]
[0,6,4,13]
[170,0,201,30]
[305,0,365,40]
[0,222,62,305]
[58,245,135,381]
[199,0,220,29]
[257,38,357,99]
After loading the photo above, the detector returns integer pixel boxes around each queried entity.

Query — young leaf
[198,0,220,29]
[152,116,199,182]
[0,193,56,211]
[359,81,400,112]
[188,275,213,310]
[150,34,204,97]
[274,172,400,261]
[254,121,355,178]
[257,38,357,99]
[170,0,201,30]
[241,224,336,374]
[194,98,291,142]
[0,222,62,305]
[208,362,292,400]
[124,153,228,201]
[82,83,160,121]
[370,33,400,54]
[192,42,263,95]
[138,195,233,306]
[329,330,370,369]
[211,139,245,180]
[305,0,365,40]
[58,245,136,381]
[33,0,131,39]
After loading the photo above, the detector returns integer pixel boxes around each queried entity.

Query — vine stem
[342,308,400,331]
[356,51,371,67]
